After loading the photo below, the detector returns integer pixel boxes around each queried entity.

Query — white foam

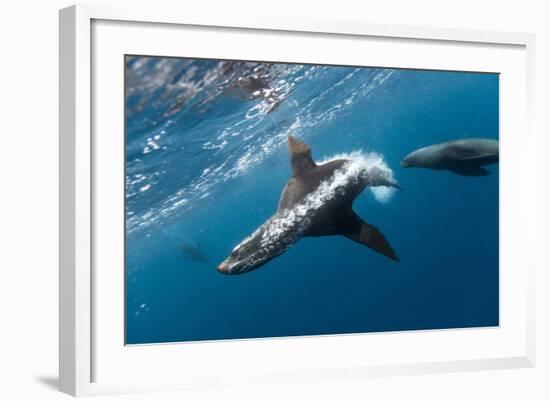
[370,186,396,203]
[318,151,397,204]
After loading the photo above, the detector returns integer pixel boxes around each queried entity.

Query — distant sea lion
[217,136,400,275]
[178,240,209,263]
[400,138,499,176]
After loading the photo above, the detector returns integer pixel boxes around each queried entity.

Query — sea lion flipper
[341,213,399,262]
[459,152,493,161]
[277,178,303,212]
[449,166,490,176]
[288,135,316,176]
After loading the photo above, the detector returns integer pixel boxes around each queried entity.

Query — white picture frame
[59,3,536,397]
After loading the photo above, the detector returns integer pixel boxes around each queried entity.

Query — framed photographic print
[59,4,536,396]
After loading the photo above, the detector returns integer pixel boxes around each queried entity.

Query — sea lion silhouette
[400,138,499,176]
[178,239,209,263]
[217,136,400,274]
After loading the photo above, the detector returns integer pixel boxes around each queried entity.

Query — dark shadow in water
[178,239,209,263]
[35,376,58,391]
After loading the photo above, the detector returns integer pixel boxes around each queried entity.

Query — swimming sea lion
[400,138,498,176]
[217,136,400,274]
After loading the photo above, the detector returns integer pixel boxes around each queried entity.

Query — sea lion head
[399,152,417,168]
[400,146,436,168]
[217,228,275,275]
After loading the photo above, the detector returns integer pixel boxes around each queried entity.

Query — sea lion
[217,136,400,275]
[178,239,209,263]
[400,138,498,176]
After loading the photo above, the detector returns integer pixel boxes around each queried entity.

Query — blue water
[125,56,499,344]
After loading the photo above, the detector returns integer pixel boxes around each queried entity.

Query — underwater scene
[125,56,499,344]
